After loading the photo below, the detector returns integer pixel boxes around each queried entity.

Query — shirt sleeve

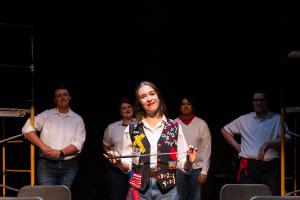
[223,117,241,135]
[71,117,86,152]
[176,124,191,172]
[200,122,211,175]
[102,126,111,147]
[21,111,46,134]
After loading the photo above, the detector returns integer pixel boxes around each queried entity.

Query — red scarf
[179,114,195,125]
[237,158,248,182]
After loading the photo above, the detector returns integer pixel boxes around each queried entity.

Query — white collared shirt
[175,116,211,175]
[224,112,290,161]
[22,108,86,159]
[121,115,190,171]
[103,118,137,155]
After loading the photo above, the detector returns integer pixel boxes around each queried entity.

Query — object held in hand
[132,148,141,165]
[104,151,120,164]
[104,151,186,159]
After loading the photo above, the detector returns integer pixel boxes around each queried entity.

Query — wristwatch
[60,150,65,158]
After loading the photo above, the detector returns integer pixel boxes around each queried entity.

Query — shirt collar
[118,118,137,126]
[252,111,271,120]
[140,115,167,129]
[55,108,73,118]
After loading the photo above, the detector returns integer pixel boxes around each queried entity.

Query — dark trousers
[106,165,129,200]
[176,168,202,200]
[239,158,280,195]
[37,158,78,189]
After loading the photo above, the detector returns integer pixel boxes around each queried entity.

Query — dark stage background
[1,2,300,200]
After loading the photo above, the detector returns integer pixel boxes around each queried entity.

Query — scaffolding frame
[280,49,300,196]
[0,22,35,196]
[0,108,35,196]
[284,107,300,196]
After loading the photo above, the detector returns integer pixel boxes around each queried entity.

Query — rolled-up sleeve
[71,117,86,152]
[21,112,46,134]
[224,117,241,135]
[102,126,111,147]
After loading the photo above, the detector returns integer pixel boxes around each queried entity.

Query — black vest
[129,118,178,191]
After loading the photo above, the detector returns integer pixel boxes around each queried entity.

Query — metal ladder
[284,107,300,196]
[0,108,35,196]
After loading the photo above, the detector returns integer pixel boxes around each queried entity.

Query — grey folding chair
[17,185,71,200]
[0,198,43,200]
[250,196,300,200]
[219,184,272,200]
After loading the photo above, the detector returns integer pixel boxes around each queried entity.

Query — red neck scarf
[179,114,195,125]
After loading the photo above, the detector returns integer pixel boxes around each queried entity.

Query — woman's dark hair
[120,98,132,107]
[119,97,133,112]
[134,81,167,121]
[178,95,198,115]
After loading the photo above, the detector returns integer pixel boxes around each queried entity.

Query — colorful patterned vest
[128,118,178,192]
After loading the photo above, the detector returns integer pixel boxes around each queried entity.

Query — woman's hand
[103,150,121,164]
[187,145,198,164]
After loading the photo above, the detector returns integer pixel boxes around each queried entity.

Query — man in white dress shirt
[22,85,86,188]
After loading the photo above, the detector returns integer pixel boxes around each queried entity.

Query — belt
[40,156,78,162]
[150,169,159,178]
[247,158,278,163]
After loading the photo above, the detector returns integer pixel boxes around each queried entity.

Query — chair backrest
[250,196,300,200]
[17,185,71,200]
[0,198,43,200]
[219,184,272,200]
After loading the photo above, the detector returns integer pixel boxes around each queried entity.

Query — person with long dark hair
[175,96,211,200]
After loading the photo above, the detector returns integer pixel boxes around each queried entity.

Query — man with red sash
[221,90,291,195]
